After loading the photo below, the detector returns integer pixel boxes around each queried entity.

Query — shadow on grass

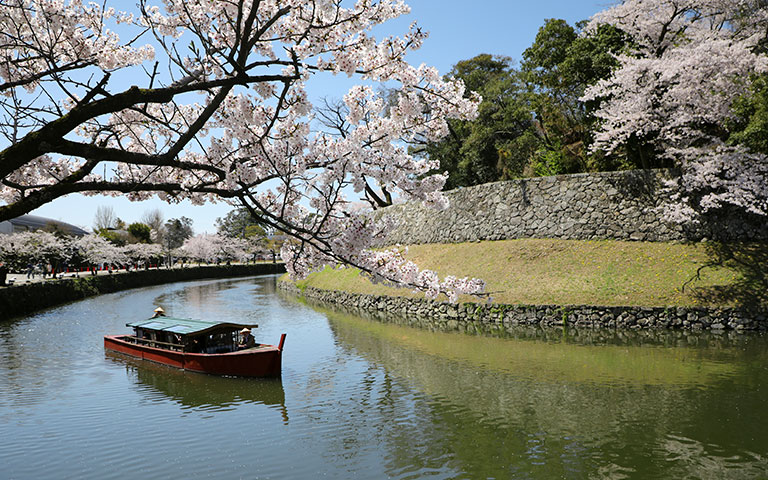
[684,242,768,310]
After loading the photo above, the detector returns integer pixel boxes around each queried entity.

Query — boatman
[238,328,256,349]
[152,307,166,318]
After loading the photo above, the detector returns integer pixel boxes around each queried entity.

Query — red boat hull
[104,335,283,377]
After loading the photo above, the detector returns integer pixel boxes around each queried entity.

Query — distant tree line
[0,203,286,274]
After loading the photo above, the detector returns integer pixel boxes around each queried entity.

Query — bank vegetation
[292,239,767,309]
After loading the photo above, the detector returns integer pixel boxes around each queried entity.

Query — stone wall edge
[279,281,767,332]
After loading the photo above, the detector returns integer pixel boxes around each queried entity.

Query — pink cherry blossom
[583,0,768,222]
[0,1,485,301]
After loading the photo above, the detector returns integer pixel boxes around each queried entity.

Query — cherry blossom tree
[0,230,70,270]
[123,242,163,266]
[72,234,128,267]
[582,0,768,222]
[0,0,485,300]
[181,233,219,264]
[216,235,251,263]
[182,233,250,264]
[0,230,164,271]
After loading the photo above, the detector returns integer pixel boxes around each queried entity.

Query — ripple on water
[2,276,768,480]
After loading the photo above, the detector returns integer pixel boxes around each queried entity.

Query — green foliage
[216,208,269,239]
[97,223,154,246]
[97,229,127,247]
[244,224,267,238]
[163,217,193,250]
[522,19,578,88]
[424,54,540,189]
[728,75,768,155]
[558,21,630,95]
[425,19,628,189]
[531,143,568,177]
[127,222,152,243]
[521,19,629,174]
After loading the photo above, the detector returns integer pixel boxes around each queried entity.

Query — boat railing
[125,335,185,352]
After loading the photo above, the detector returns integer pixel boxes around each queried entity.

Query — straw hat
[154,307,165,314]
[240,327,251,334]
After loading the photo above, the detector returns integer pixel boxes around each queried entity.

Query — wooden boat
[104,316,286,377]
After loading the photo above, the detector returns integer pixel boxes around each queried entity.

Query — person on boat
[152,307,166,318]
[238,328,256,349]
[187,338,202,353]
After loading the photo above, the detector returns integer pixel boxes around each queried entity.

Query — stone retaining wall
[0,263,286,320]
[280,282,767,332]
[280,169,768,333]
[375,169,768,245]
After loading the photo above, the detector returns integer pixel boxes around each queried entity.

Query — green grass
[293,239,766,308]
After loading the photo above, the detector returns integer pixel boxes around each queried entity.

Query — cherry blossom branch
[0,0,485,301]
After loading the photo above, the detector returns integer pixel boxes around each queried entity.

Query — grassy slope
[294,239,759,307]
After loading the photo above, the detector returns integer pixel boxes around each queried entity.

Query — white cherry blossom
[0,0,485,300]
[583,0,768,221]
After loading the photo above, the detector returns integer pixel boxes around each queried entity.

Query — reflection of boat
[104,316,286,377]
[105,351,288,414]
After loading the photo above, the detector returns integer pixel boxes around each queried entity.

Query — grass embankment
[294,239,766,308]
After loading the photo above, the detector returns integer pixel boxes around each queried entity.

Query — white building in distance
[0,214,88,236]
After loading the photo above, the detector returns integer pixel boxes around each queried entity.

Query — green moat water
[1,275,766,479]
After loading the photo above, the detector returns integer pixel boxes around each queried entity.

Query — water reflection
[312,302,768,479]
[335,313,752,387]
[105,351,289,422]
[2,276,767,479]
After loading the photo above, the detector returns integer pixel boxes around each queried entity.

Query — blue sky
[31,0,609,233]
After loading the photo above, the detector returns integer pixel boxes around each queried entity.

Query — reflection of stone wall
[280,282,767,332]
[323,308,766,479]
[0,264,285,320]
[375,169,768,245]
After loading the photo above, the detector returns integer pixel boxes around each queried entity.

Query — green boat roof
[126,317,257,336]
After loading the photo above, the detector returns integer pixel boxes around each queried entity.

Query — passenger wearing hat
[238,327,255,349]
[152,307,166,318]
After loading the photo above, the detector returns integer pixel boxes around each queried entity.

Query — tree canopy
[127,222,152,244]
[421,54,537,189]
[426,1,768,225]
[216,207,268,239]
[424,19,628,186]
[521,18,629,174]
[163,217,193,251]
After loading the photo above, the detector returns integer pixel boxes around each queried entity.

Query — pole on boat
[278,333,286,351]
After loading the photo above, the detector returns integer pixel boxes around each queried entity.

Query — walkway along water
[0,263,285,320]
